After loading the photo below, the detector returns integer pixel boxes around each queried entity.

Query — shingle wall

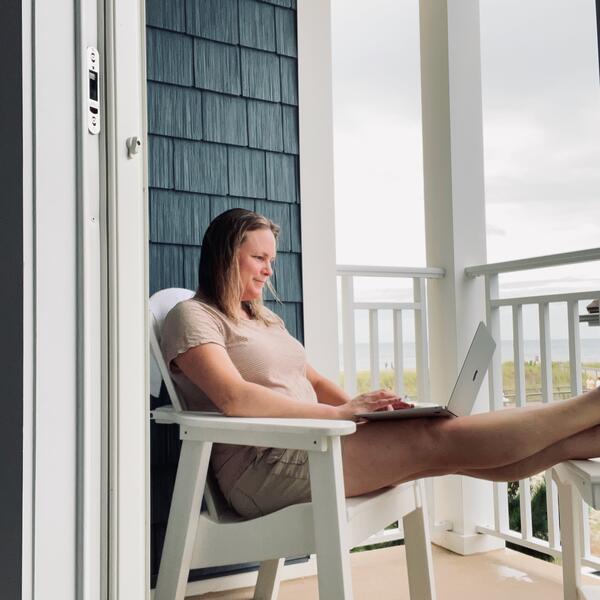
[147,0,303,340]
[146,0,302,583]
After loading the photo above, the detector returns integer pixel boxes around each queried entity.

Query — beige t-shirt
[160,296,318,495]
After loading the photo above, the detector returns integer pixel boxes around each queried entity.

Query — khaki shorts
[225,448,312,519]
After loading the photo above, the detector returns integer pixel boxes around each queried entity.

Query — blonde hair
[197,208,281,323]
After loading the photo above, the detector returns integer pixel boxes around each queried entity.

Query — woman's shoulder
[164,296,227,332]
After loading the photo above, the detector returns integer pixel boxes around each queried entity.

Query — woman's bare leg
[385,425,600,485]
[460,424,600,482]
[342,386,600,496]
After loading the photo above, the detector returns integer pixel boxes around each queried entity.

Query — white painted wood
[539,302,553,404]
[254,558,284,600]
[308,438,354,599]
[337,265,445,278]
[518,478,533,541]
[369,309,380,390]
[414,278,430,403]
[465,247,600,277]
[545,471,561,550]
[485,275,509,534]
[153,406,356,445]
[554,471,584,600]
[104,0,148,597]
[340,274,357,396]
[155,441,211,600]
[393,310,405,396]
[475,526,560,559]
[491,290,600,308]
[514,306,532,543]
[297,0,339,382]
[403,482,436,600]
[75,3,104,598]
[22,0,34,596]
[33,1,81,596]
[354,302,419,311]
[568,300,583,396]
[420,0,499,553]
[512,305,526,409]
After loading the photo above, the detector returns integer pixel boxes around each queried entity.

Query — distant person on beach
[160,208,600,519]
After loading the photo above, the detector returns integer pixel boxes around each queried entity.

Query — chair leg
[254,558,284,600]
[308,437,354,599]
[555,476,583,600]
[402,481,436,600]
[155,440,212,600]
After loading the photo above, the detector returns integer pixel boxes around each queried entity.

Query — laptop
[357,321,496,421]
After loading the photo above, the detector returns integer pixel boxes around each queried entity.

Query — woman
[161,208,600,519]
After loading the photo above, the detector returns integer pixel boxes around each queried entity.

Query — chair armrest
[151,405,356,451]
[552,459,600,509]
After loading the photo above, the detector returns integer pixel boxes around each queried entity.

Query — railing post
[486,275,509,534]
[340,275,357,396]
[420,0,503,554]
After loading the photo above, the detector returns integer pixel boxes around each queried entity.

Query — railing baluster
[539,301,560,550]
[538,302,553,404]
[369,309,380,391]
[413,278,430,403]
[486,274,509,533]
[512,305,526,409]
[512,304,533,539]
[340,275,357,396]
[393,310,405,397]
[567,300,583,396]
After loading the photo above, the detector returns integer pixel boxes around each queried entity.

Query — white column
[297,0,340,382]
[419,0,503,554]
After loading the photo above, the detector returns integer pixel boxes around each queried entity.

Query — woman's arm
[175,343,398,420]
[306,364,351,406]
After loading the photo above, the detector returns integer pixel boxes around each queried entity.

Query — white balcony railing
[337,265,445,400]
[466,248,600,568]
[336,251,600,559]
[336,265,444,545]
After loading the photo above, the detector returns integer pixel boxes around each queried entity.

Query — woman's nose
[264,262,273,276]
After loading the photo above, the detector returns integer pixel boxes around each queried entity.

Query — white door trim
[104,0,149,597]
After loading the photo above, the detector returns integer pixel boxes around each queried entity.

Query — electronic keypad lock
[87,47,100,134]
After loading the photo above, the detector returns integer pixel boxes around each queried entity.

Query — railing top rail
[490,289,600,308]
[336,265,445,279]
[465,247,600,278]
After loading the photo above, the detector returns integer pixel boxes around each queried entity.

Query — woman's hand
[335,389,413,421]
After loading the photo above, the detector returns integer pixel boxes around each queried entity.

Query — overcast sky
[331,0,600,342]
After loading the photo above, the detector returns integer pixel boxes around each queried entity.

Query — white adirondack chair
[552,460,600,600]
[150,288,436,600]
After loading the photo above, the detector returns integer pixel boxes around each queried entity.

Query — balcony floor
[193,544,600,599]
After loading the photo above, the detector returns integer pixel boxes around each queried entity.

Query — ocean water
[340,338,600,371]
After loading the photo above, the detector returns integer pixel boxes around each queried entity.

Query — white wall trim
[297,0,340,382]
[104,0,149,597]
[32,0,80,596]
[22,0,34,597]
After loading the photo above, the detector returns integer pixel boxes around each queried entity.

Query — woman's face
[237,228,277,302]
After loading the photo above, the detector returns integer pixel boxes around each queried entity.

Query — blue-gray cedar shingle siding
[146,0,302,583]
